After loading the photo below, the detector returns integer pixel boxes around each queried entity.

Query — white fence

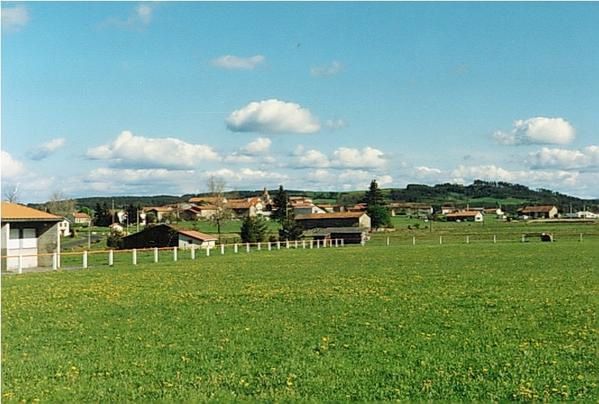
[1,238,347,274]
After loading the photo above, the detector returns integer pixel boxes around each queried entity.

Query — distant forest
[30,180,598,213]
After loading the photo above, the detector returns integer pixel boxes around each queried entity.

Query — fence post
[386,237,390,246]
[109,249,114,266]
[521,234,525,243]
[316,240,320,249]
[341,239,345,247]
[466,235,469,244]
[234,244,238,253]
[412,236,416,246]
[206,247,210,257]
[83,251,88,269]
[277,241,281,250]
[310,240,314,249]
[294,240,298,249]
[173,247,178,262]
[52,252,58,270]
[268,241,272,251]
[361,239,365,247]
[302,240,306,249]
[221,244,225,255]
[154,247,159,263]
[439,236,443,245]
[18,255,23,274]
[132,249,137,265]
[286,240,290,249]
[191,246,195,260]
[580,233,583,242]
[258,242,261,251]
[493,235,497,244]
[246,243,250,253]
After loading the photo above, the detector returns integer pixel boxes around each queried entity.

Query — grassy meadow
[2,240,598,401]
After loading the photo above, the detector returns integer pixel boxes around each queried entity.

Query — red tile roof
[1,202,62,221]
[446,210,481,218]
[520,205,557,213]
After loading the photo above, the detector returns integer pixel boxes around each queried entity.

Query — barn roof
[0,202,62,222]
[519,205,557,213]
[295,212,366,220]
[177,229,218,242]
[446,210,481,218]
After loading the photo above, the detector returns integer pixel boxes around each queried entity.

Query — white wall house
[1,202,62,270]
[177,229,217,249]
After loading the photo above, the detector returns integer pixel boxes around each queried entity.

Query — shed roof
[519,205,557,213]
[176,229,218,242]
[1,202,62,222]
[295,212,366,220]
[445,210,481,218]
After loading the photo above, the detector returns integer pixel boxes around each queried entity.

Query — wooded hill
[33,180,598,213]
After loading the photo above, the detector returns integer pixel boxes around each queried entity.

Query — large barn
[1,202,62,270]
[121,224,217,250]
[295,212,371,230]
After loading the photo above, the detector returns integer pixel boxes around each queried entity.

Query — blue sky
[2,2,598,202]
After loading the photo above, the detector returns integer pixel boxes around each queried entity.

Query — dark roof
[295,212,366,220]
[304,227,368,236]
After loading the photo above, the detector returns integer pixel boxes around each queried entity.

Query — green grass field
[2,241,598,401]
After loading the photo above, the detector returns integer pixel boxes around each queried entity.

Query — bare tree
[3,183,20,203]
[207,176,231,243]
[46,191,76,218]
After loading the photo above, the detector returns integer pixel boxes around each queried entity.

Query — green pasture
[2,241,598,401]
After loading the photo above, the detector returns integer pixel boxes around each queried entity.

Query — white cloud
[205,167,287,187]
[27,138,66,160]
[242,137,271,154]
[413,166,443,179]
[291,145,387,169]
[333,147,386,168]
[293,146,330,168]
[212,55,265,70]
[311,61,343,77]
[493,117,575,145]
[1,150,25,179]
[325,118,347,130]
[528,146,599,171]
[226,99,320,134]
[103,3,154,29]
[135,4,153,25]
[1,5,29,32]
[305,169,392,190]
[451,164,579,187]
[86,131,220,169]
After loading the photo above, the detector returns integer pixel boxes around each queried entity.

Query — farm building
[73,212,91,225]
[143,206,174,222]
[179,205,217,221]
[295,212,371,230]
[388,202,433,217]
[445,210,484,222]
[518,205,558,219]
[293,204,326,216]
[121,224,217,250]
[1,202,62,270]
[441,205,457,215]
[576,211,598,219]
[58,219,71,237]
[316,204,345,213]
[226,198,263,218]
[303,227,369,244]
[189,196,227,205]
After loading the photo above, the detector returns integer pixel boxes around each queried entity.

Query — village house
[293,203,326,216]
[316,204,345,213]
[295,212,372,231]
[179,205,218,221]
[576,211,599,219]
[121,224,217,250]
[1,202,62,270]
[347,203,368,212]
[73,211,91,225]
[441,205,457,215]
[226,197,263,218]
[143,206,174,222]
[518,205,559,219]
[58,219,72,237]
[445,210,484,222]
[388,202,433,217]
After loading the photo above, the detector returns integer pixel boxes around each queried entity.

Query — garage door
[6,228,38,270]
